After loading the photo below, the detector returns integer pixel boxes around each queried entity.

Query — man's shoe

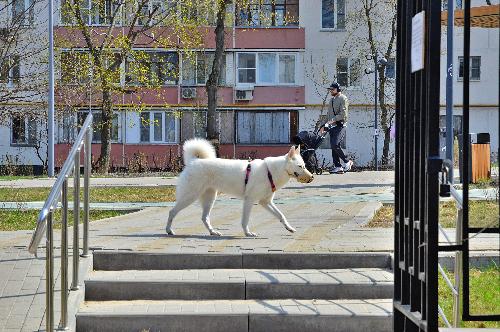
[344,160,354,172]
[330,167,344,174]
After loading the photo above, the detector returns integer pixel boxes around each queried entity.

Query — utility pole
[47,0,55,177]
[374,53,379,171]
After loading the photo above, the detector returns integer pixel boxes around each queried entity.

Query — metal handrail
[27,113,93,332]
[438,171,463,328]
[28,113,93,255]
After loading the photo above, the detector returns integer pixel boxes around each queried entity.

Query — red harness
[245,160,276,192]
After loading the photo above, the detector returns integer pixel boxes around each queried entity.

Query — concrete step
[93,251,392,271]
[77,299,393,332]
[85,268,394,301]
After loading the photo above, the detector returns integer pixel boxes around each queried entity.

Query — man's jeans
[329,125,348,168]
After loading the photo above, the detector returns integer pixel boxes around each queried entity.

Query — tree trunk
[96,88,113,174]
[206,0,231,150]
[378,68,392,166]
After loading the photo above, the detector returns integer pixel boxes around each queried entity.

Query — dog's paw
[210,230,223,236]
[245,232,258,237]
[286,226,297,233]
[166,228,175,235]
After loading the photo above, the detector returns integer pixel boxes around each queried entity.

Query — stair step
[77,299,393,332]
[85,268,394,301]
[93,251,392,271]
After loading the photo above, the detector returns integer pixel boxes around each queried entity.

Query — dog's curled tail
[183,138,216,165]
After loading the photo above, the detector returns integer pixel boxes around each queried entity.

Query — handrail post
[71,150,81,290]
[46,210,54,332]
[82,129,92,257]
[453,209,463,327]
[58,179,69,330]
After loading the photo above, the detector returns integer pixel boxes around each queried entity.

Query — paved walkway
[0,176,177,188]
[0,171,498,331]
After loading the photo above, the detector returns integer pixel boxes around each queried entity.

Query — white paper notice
[411,11,425,73]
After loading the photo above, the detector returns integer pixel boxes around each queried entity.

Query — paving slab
[1,171,498,331]
[84,267,393,301]
[77,299,393,332]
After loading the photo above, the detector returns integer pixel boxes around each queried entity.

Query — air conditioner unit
[235,90,253,101]
[181,87,197,99]
[234,85,254,101]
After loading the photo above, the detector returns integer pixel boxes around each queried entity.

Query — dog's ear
[295,145,300,155]
[287,146,295,159]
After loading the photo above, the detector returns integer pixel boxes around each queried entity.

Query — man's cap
[327,82,341,91]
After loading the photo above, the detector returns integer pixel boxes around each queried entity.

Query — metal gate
[394,0,441,329]
[394,0,500,330]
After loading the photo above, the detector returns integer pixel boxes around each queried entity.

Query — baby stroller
[292,123,330,175]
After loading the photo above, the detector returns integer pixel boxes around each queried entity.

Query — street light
[47,0,55,177]
[365,54,387,171]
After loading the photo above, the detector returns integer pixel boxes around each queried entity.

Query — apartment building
[0,0,498,172]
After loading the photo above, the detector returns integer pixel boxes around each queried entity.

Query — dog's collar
[244,161,251,186]
[244,160,276,193]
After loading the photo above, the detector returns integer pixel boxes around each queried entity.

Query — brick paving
[0,172,497,331]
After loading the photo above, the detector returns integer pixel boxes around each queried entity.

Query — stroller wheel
[316,168,323,175]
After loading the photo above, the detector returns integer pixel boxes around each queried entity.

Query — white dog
[166,138,314,237]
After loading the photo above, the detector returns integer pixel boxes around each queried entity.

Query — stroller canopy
[293,130,325,150]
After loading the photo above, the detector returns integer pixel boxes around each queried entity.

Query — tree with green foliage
[58,0,205,173]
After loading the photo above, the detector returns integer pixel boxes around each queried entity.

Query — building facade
[0,0,498,172]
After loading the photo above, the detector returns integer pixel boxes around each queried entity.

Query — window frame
[126,51,179,87]
[140,111,179,144]
[336,57,361,89]
[0,55,21,87]
[235,0,299,28]
[385,57,396,80]
[11,0,35,26]
[11,113,37,147]
[60,50,92,85]
[76,110,121,143]
[181,52,226,86]
[236,110,293,145]
[458,56,481,81]
[321,0,346,31]
[237,53,257,84]
[237,52,297,86]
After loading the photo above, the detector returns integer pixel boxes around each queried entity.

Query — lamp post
[47,0,55,177]
[365,54,387,171]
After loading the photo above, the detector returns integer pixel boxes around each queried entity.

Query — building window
[0,56,20,86]
[322,0,345,29]
[181,52,226,86]
[336,57,360,88]
[279,54,296,84]
[236,0,299,27]
[138,0,179,25]
[61,0,127,25]
[59,113,75,143]
[60,51,92,84]
[385,58,395,79]
[237,111,291,144]
[12,0,34,25]
[11,114,37,146]
[126,51,178,86]
[458,56,481,81]
[238,52,296,85]
[179,0,217,25]
[193,111,207,138]
[78,111,120,143]
[140,111,178,143]
[237,53,257,84]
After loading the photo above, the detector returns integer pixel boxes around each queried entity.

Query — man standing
[325,82,353,174]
